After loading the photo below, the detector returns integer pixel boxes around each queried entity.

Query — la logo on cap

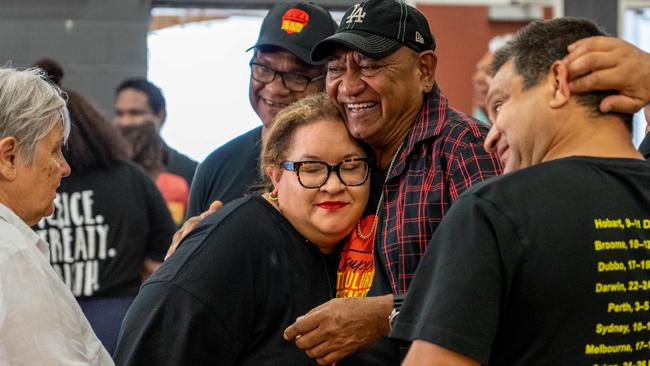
[346,3,366,24]
[415,31,424,44]
[281,8,309,34]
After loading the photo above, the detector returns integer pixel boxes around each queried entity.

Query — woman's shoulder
[151,195,293,282]
[185,195,287,248]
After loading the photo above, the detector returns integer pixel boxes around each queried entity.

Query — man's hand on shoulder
[164,200,223,260]
[283,295,393,365]
[564,36,650,114]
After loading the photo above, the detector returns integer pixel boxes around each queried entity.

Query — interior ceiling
[151,0,356,11]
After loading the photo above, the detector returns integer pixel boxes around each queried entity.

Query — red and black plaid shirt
[373,86,502,296]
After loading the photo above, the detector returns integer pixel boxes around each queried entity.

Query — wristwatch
[388,294,405,331]
[388,308,400,330]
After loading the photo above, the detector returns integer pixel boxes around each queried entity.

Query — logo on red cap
[281,8,309,34]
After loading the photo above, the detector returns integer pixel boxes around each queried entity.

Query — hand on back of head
[564,36,650,114]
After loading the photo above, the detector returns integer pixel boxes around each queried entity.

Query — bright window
[148,14,264,162]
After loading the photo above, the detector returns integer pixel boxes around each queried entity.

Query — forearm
[366,294,394,337]
[283,294,396,364]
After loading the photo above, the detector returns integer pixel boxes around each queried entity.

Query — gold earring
[268,191,278,201]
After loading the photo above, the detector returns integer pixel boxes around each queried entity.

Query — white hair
[0,67,70,163]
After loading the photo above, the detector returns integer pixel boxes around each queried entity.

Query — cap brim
[247,40,324,66]
[311,30,401,62]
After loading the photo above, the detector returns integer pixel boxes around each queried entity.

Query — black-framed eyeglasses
[250,62,324,92]
[282,157,371,189]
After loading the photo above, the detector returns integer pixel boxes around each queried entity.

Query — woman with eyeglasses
[114,93,371,366]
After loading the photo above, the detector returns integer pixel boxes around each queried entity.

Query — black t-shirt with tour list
[392,157,650,365]
[36,161,176,298]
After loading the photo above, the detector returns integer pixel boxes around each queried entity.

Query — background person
[393,17,649,366]
[114,93,370,365]
[36,87,176,355]
[472,33,513,124]
[114,77,198,187]
[186,0,337,216]
[0,67,113,365]
[119,121,190,226]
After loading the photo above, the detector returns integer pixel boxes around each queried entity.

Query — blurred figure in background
[119,121,190,226]
[472,33,513,124]
[34,59,176,354]
[31,57,64,86]
[114,78,198,188]
[0,67,113,365]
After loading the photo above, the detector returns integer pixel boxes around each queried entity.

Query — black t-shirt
[392,157,650,365]
[186,126,262,218]
[114,195,338,366]
[36,161,176,298]
[165,144,198,187]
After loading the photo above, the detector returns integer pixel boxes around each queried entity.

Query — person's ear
[0,136,19,181]
[549,61,571,109]
[267,165,282,192]
[418,51,437,93]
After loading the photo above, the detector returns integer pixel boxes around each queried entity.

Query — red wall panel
[416,5,530,115]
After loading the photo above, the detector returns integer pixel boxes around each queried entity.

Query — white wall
[148,16,263,162]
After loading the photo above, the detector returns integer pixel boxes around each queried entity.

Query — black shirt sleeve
[115,201,273,366]
[113,281,240,365]
[165,145,198,187]
[185,160,209,219]
[185,127,263,219]
[390,193,520,364]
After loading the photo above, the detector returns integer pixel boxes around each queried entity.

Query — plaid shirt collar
[390,84,460,181]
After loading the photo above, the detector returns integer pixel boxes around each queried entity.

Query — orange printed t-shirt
[336,214,376,298]
[156,172,189,226]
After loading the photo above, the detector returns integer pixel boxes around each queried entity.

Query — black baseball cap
[248,1,337,65]
[311,0,435,62]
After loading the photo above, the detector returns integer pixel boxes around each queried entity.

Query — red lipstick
[317,201,347,210]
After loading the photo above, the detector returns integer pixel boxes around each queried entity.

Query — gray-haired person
[0,68,113,365]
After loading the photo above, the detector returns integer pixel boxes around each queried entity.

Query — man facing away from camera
[392,17,650,366]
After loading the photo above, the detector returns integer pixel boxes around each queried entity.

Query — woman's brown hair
[259,92,370,191]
